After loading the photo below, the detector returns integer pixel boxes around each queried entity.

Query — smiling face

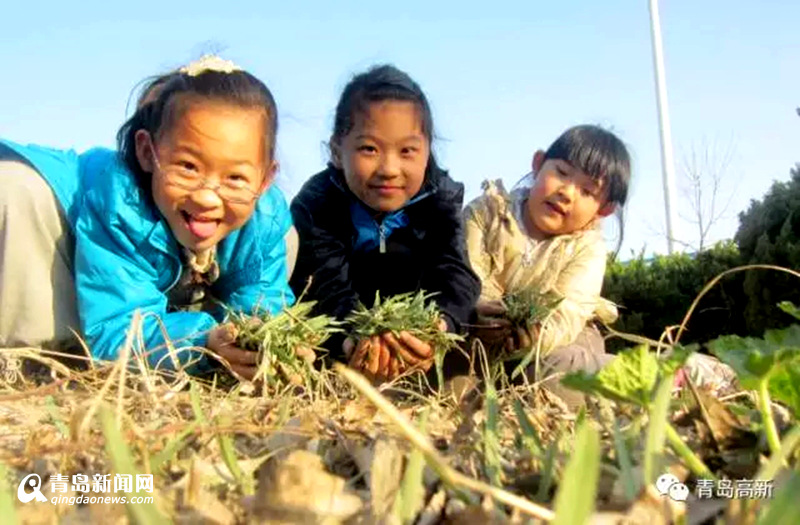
[135,100,275,252]
[524,151,615,240]
[333,100,430,213]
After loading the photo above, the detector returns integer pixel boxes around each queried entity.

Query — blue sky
[2,0,797,257]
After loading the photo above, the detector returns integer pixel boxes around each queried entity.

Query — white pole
[648,0,679,254]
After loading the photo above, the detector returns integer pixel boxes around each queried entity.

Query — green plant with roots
[497,287,562,378]
[226,300,340,387]
[346,291,464,387]
[502,287,562,330]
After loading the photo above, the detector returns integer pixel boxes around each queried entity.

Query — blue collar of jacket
[350,202,408,253]
[327,167,436,253]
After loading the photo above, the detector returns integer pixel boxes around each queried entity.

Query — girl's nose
[558,182,576,202]
[378,153,402,178]
[188,187,224,208]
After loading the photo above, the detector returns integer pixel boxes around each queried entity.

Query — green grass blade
[575,405,587,428]
[757,471,800,525]
[664,423,716,480]
[756,424,800,482]
[612,420,638,501]
[100,406,170,524]
[188,381,207,424]
[0,462,18,525]
[513,399,543,456]
[150,420,202,474]
[553,421,601,525]
[536,440,557,503]
[483,370,503,487]
[644,375,672,486]
[434,350,445,394]
[394,410,429,524]
[217,417,254,496]
[44,395,69,438]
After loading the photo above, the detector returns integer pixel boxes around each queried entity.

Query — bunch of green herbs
[346,291,464,385]
[503,287,562,329]
[227,301,339,386]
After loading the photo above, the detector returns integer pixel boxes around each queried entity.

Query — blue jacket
[2,140,295,370]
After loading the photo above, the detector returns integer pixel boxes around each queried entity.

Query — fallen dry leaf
[591,485,685,525]
[176,458,237,525]
[252,449,363,524]
[368,438,404,520]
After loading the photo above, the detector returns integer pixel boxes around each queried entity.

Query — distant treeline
[604,164,800,351]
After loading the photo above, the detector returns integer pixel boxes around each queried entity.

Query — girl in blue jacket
[0,56,295,379]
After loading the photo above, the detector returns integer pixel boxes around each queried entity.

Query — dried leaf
[369,439,404,520]
[591,485,685,525]
[253,450,363,524]
[177,460,236,525]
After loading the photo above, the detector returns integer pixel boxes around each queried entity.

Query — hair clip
[179,55,242,77]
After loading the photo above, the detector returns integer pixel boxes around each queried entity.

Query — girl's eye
[401,146,418,156]
[177,160,198,172]
[357,145,377,154]
[227,174,248,183]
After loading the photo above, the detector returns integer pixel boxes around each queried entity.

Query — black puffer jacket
[290,165,480,354]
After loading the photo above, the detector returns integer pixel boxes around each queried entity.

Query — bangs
[544,125,630,205]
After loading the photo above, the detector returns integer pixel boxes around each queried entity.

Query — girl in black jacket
[290,64,480,382]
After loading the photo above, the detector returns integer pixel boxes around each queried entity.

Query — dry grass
[1,340,791,525]
[0,341,575,524]
[1,266,799,524]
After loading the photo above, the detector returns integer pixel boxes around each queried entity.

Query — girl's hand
[472,300,512,344]
[476,299,508,320]
[507,323,541,353]
[381,331,433,373]
[207,323,258,381]
[347,335,392,382]
[345,319,446,382]
[381,319,445,374]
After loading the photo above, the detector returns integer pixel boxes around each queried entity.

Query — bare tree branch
[676,137,740,251]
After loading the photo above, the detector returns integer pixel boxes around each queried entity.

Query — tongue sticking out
[186,217,218,240]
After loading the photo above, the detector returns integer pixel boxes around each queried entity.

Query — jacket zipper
[374,188,434,254]
[379,223,387,253]
[330,170,438,255]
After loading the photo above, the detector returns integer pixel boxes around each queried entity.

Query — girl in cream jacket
[464,125,630,402]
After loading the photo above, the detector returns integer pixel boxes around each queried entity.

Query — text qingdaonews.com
[48,495,154,505]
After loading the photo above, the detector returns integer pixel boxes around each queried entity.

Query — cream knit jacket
[463,179,618,354]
